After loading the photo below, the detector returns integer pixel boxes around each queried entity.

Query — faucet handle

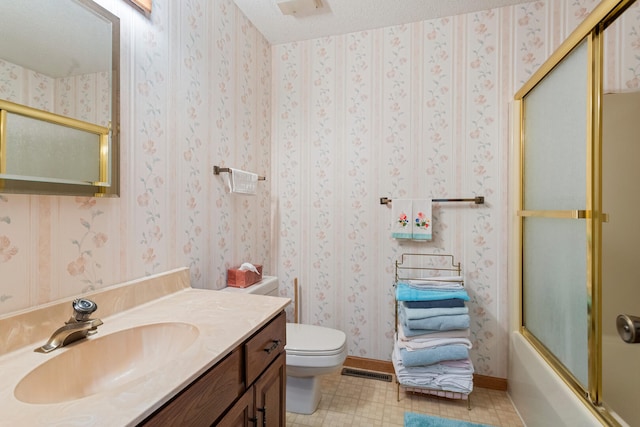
[72,298,98,321]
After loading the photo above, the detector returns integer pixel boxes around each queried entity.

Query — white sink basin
[14,322,199,404]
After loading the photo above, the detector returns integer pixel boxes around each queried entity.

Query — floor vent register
[340,368,393,382]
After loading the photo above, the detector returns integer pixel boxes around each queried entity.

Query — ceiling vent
[276,0,322,16]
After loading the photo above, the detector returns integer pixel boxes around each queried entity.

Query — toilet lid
[285,323,346,356]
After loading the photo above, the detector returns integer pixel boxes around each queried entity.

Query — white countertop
[0,268,290,426]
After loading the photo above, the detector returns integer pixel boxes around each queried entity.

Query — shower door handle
[616,314,640,343]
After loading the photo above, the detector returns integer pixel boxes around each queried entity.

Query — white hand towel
[400,337,473,351]
[226,168,258,195]
[412,199,432,241]
[391,199,412,239]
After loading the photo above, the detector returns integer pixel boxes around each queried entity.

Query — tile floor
[285,370,524,427]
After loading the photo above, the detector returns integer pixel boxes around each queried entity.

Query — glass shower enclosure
[515,0,639,425]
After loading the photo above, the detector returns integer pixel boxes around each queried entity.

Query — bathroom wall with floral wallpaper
[271,0,640,378]
[0,61,110,126]
[0,0,271,313]
[1,0,638,381]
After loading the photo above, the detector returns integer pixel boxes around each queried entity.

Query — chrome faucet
[37,298,103,353]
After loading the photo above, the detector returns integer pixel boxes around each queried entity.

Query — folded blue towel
[399,308,470,334]
[398,319,470,338]
[398,310,471,338]
[395,282,470,302]
[401,303,468,320]
[405,314,470,331]
[400,345,469,367]
[405,299,466,309]
[399,304,470,331]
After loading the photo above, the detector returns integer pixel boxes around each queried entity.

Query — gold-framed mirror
[0,0,120,196]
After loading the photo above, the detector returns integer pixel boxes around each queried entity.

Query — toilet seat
[285,323,346,356]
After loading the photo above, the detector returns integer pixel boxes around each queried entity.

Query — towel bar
[213,165,266,181]
[380,196,484,205]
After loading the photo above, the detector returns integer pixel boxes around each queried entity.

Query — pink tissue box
[227,265,263,288]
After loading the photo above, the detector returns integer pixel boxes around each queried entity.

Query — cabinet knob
[263,339,281,354]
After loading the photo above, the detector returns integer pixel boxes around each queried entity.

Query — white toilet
[222,276,347,414]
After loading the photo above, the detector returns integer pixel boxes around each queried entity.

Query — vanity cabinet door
[218,351,285,427]
[216,388,254,427]
[254,351,286,427]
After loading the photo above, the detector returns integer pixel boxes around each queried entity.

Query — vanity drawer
[141,347,244,427]
[245,311,286,386]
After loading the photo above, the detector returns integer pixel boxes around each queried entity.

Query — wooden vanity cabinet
[140,311,286,427]
[253,351,286,426]
[218,352,285,427]
[216,388,254,427]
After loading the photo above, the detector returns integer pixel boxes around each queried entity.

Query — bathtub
[508,332,600,427]
[601,334,636,427]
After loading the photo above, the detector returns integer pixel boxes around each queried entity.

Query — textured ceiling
[233,0,534,45]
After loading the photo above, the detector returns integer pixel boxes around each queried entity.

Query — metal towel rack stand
[393,252,472,409]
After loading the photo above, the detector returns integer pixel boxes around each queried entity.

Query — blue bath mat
[404,412,495,427]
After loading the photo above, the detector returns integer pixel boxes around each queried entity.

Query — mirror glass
[1,104,108,185]
[0,0,119,196]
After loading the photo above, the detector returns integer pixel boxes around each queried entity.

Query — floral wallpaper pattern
[271,0,638,377]
[211,0,235,289]
[178,0,206,286]
[0,0,636,380]
[308,36,336,326]
[0,196,18,279]
[65,198,109,293]
[134,0,168,277]
[0,0,271,312]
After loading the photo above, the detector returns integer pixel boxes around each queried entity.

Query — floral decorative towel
[391,199,433,240]
[391,199,413,239]
[412,199,432,241]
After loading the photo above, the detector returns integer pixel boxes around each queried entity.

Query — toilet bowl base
[286,375,321,415]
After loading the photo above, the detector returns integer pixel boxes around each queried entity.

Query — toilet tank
[222,276,279,296]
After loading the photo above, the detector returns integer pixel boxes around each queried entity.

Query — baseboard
[344,356,508,391]
[473,374,507,391]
